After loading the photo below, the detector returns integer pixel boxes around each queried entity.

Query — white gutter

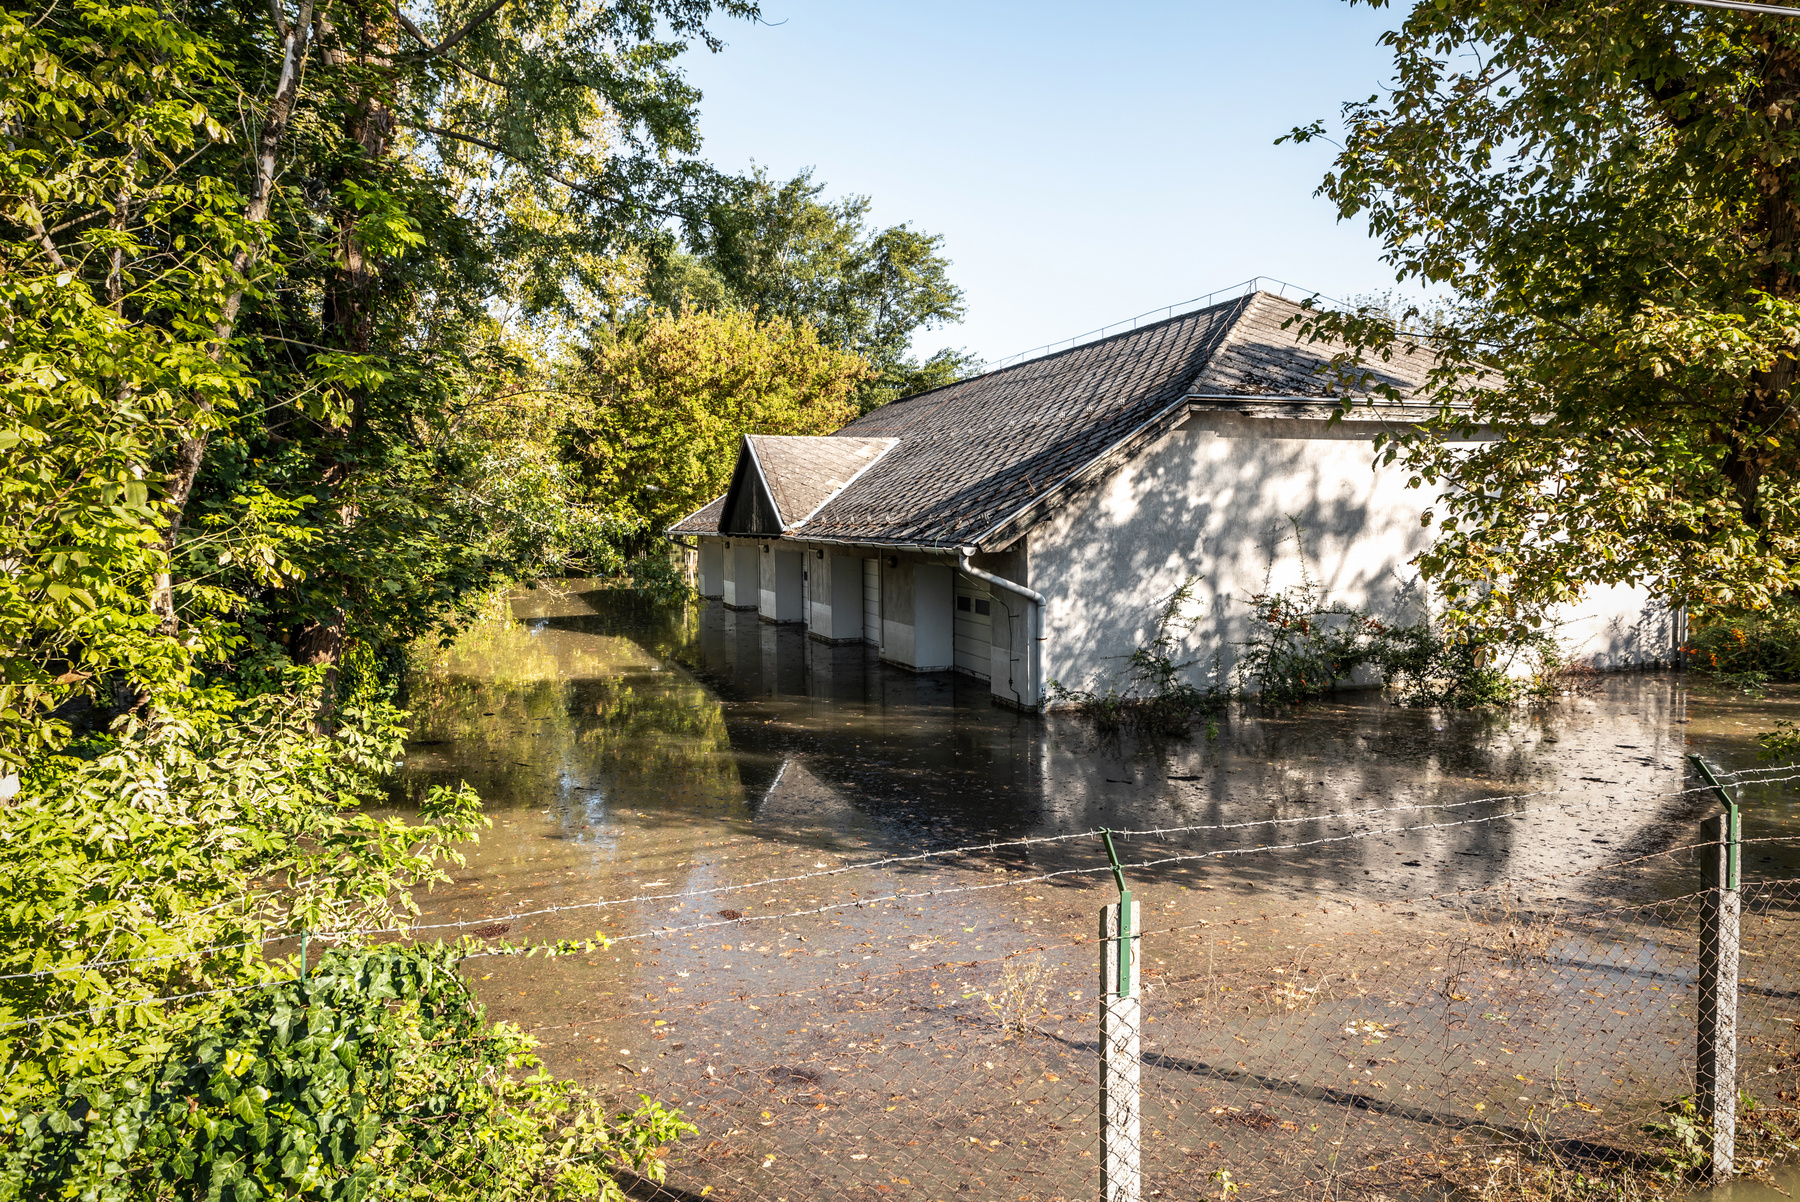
[781,536,961,555]
[957,546,1046,711]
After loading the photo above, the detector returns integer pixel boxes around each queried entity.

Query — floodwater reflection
[384,584,1800,1195]
[400,584,1799,894]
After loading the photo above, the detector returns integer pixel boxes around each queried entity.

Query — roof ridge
[1175,290,1289,395]
[785,438,899,529]
[851,291,1261,419]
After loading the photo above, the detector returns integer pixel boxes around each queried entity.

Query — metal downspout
[957,546,1047,710]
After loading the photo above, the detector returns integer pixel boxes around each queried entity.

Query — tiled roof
[669,291,1442,547]
[671,494,727,535]
[747,435,897,527]
[1190,293,1434,397]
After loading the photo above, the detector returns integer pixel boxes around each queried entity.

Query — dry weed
[984,954,1054,1034]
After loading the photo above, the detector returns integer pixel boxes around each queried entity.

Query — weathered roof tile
[671,291,1440,545]
[748,435,897,527]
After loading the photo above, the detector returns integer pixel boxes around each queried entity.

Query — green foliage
[3,0,884,1192]
[1373,621,1559,709]
[1643,1091,1800,1182]
[0,687,692,1199]
[0,0,252,761]
[1288,1,1800,630]
[0,686,482,1095]
[1049,577,1225,735]
[1,0,761,755]
[561,306,868,538]
[651,166,980,411]
[1643,1095,1711,1181]
[10,942,691,1201]
[1684,605,1800,696]
[1734,1090,1800,1174]
[1236,578,1384,706]
[1760,717,1800,763]
[456,441,637,582]
[1236,583,1557,709]
[1233,530,1555,707]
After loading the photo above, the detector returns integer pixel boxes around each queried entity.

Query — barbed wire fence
[10,761,1800,1201]
[522,761,1800,1201]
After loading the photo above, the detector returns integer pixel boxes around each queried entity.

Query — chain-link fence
[15,771,1800,1200]
[532,836,1800,1200]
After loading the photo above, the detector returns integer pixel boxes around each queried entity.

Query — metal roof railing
[986,276,1350,372]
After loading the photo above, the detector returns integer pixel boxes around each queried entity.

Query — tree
[0,0,258,761]
[0,0,756,748]
[1,687,687,1201]
[562,306,867,539]
[1288,1,1800,629]
[1,0,774,1192]
[650,167,979,411]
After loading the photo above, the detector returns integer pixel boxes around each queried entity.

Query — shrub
[1049,576,1225,735]
[9,943,689,1201]
[0,685,689,1200]
[1236,585,1557,708]
[1235,576,1384,704]
[1371,620,1560,708]
[1684,605,1800,693]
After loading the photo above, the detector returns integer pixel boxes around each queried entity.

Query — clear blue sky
[676,1,1410,365]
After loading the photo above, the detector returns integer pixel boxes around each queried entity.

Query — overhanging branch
[395,0,510,59]
[411,122,685,218]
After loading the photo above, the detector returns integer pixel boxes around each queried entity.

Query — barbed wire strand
[473,790,1783,955]
[10,825,1786,1035]
[416,881,1732,1053]
[332,769,1789,944]
[0,981,271,1031]
[10,765,1790,990]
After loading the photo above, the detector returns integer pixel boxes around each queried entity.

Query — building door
[862,558,881,645]
[953,577,992,680]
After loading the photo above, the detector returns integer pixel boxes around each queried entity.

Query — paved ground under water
[382,585,1800,1200]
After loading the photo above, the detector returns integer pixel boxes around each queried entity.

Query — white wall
[761,546,804,623]
[723,540,760,610]
[913,563,955,671]
[876,555,960,672]
[807,551,865,643]
[697,539,724,599]
[969,546,1038,709]
[1029,411,1676,699]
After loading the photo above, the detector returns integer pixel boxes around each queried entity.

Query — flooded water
[387,583,1800,1199]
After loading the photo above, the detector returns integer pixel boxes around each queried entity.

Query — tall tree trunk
[1736,35,1800,532]
[301,16,397,718]
[151,0,315,635]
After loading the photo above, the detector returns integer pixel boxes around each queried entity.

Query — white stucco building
[669,291,1678,710]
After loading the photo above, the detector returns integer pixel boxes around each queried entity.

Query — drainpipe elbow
[956,546,1046,710]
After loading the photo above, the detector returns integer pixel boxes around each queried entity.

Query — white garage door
[953,577,992,680]
[862,558,881,645]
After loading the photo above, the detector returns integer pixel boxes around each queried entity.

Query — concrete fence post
[1100,899,1140,1202]
[1698,809,1740,1181]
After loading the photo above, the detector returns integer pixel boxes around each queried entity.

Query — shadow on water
[396,582,1800,906]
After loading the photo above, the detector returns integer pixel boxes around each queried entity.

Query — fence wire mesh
[22,790,1800,1200]
[1132,886,1711,1200]
[502,847,1800,1201]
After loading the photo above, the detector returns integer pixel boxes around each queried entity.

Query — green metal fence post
[1099,829,1140,1202]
